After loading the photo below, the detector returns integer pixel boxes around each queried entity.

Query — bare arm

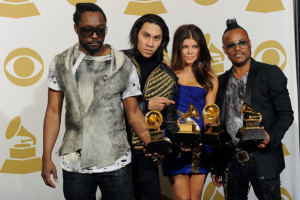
[41,88,64,188]
[123,97,151,146]
[148,97,175,111]
[205,73,219,105]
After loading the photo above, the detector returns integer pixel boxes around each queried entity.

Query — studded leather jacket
[123,49,178,147]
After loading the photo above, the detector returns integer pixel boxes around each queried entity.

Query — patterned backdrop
[0,0,299,199]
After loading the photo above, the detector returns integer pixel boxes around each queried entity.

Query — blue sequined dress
[162,84,213,176]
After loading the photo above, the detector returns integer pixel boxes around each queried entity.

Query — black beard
[79,39,103,55]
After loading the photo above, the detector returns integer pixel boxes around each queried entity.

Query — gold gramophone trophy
[173,104,201,146]
[239,102,267,141]
[202,104,226,145]
[144,111,172,154]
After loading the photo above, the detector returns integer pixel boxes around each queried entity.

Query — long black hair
[129,14,169,54]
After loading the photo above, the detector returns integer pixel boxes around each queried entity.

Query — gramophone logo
[193,0,219,6]
[0,0,40,18]
[253,40,287,71]
[246,0,285,13]
[203,181,225,200]
[0,116,42,174]
[4,48,44,87]
[205,33,225,75]
[67,0,97,6]
[124,0,167,16]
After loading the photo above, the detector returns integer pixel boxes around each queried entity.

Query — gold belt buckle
[236,151,249,163]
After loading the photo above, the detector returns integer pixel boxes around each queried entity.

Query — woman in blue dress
[162,24,218,199]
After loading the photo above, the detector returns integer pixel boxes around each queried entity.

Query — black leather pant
[223,157,281,200]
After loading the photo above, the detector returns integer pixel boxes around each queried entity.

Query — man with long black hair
[123,14,178,200]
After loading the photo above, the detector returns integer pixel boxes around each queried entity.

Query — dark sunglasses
[225,40,249,52]
[79,26,107,38]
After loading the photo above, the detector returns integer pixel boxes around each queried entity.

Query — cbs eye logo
[67,0,97,6]
[253,40,287,71]
[4,48,44,87]
[280,187,292,200]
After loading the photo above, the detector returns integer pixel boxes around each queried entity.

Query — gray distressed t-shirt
[224,72,248,145]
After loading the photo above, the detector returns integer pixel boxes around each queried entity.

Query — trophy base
[173,133,201,146]
[242,129,267,141]
[146,138,172,155]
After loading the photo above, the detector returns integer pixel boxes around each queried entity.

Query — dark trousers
[132,148,161,200]
[63,164,133,200]
[223,158,281,200]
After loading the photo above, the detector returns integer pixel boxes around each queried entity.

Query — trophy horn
[177,103,200,125]
[145,111,163,129]
[239,102,262,122]
[202,104,220,126]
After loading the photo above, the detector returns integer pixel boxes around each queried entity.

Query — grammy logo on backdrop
[203,181,224,200]
[246,0,285,13]
[66,0,97,6]
[0,0,40,18]
[193,0,219,6]
[205,34,225,75]
[0,116,42,174]
[124,0,167,16]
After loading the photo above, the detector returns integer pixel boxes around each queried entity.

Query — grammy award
[144,111,172,155]
[202,104,226,145]
[239,102,267,141]
[0,116,42,174]
[173,104,201,146]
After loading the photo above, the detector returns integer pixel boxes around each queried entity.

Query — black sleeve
[138,99,149,115]
[164,82,179,140]
[266,66,294,145]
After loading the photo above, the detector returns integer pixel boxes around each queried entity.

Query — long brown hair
[171,24,213,92]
